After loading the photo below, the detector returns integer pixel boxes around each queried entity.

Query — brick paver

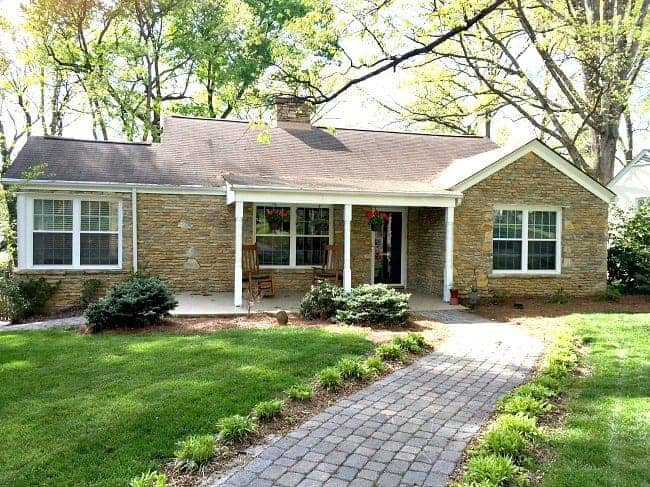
[216,311,543,487]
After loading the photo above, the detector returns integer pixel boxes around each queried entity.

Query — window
[254,205,332,267]
[492,207,561,273]
[20,196,122,269]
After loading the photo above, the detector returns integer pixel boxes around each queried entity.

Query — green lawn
[541,313,650,486]
[0,327,373,486]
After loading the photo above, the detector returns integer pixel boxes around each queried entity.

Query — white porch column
[343,204,352,293]
[443,206,455,302]
[234,201,244,307]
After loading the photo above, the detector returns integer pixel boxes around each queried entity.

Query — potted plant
[312,217,329,235]
[266,209,287,231]
[366,210,389,231]
[468,268,479,309]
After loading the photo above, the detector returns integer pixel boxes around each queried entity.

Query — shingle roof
[6,116,499,189]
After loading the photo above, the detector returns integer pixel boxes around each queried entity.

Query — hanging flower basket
[366,210,389,231]
[266,209,288,232]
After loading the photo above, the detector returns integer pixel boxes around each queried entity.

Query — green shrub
[85,276,177,331]
[253,399,284,421]
[19,277,60,316]
[129,470,168,487]
[494,414,540,441]
[317,367,342,390]
[173,434,215,470]
[364,355,386,375]
[376,342,405,361]
[515,383,555,400]
[463,454,520,485]
[481,426,528,461]
[215,414,257,443]
[407,332,427,348]
[534,373,560,392]
[337,356,370,380]
[543,362,570,380]
[608,202,650,293]
[546,286,570,304]
[334,284,410,326]
[593,284,622,302]
[487,288,511,305]
[498,393,549,417]
[78,278,102,308]
[299,282,345,320]
[0,269,29,322]
[286,383,314,401]
[392,334,422,353]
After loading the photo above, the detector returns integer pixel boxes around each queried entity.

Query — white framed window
[17,194,122,270]
[254,205,332,267]
[492,206,562,274]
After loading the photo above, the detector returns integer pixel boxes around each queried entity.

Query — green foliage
[19,277,60,316]
[299,282,344,320]
[129,470,168,487]
[364,355,386,375]
[334,284,410,326]
[546,286,570,304]
[608,203,650,293]
[78,278,102,309]
[84,276,177,331]
[515,383,555,401]
[594,283,622,302]
[462,454,522,486]
[498,393,550,418]
[253,399,284,421]
[0,268,29,322]
[533,373,560,392]
[173,434,215,470]
[392,333,424,353]
[376,342,406,361]
[215,414,257,443]
[487,289,512,306]
[285,382,314,401]
[493,414,539,441]
[480,427,528,462]
[336,356,370,380]
[316,366,342,390]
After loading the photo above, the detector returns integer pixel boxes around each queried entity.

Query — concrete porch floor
[170,291,465,316]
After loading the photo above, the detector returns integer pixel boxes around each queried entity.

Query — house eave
[1,178,227,195]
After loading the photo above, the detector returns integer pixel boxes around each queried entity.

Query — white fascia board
[607,149,650,188]
[228,186,461,208]
[1,178,227,195]
[452,139,615,204]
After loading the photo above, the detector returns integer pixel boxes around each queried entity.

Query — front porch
[170,291,465,317]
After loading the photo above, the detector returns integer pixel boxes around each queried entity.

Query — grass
[540,313,649,486]
[0,327,373,486]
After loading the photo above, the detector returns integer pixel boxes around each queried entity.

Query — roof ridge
[42,135,152,146]
[314,126,488,139]
[168,114,249,124]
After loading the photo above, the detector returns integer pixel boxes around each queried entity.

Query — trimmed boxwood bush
[85,276,177,331]
[299,282,344,320]
[334,284,410,326]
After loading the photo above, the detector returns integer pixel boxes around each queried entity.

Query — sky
[0,0,647,166]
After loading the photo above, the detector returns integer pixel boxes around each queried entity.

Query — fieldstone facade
[407,207,445,296]
[453,153,608,297]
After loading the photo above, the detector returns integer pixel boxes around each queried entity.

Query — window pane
[33,232,72,265]
[80,234,118,265]
[296,207,330,236]
[528,241,556,270]
[81,201,118,232]
[256,236,290,265]
[255,206,289,235]
[493,240,522,270]
[33,199,72,231]
[493,210,522,238]
[528,211,556,239]
[296,237,329,265]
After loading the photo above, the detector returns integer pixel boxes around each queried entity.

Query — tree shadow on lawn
[0,327,373,486]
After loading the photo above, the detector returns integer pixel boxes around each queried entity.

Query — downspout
[131,188,138,272]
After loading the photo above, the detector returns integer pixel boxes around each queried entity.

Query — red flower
[381,212,389,222]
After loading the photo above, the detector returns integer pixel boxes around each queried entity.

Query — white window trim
[253,204,333,269]
[17,193,123,271]
[491,205,562,276]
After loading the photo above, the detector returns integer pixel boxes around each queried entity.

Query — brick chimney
[274,95,312,129]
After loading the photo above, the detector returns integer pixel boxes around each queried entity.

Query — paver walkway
[216,311,543,487]
[0,315,85,332]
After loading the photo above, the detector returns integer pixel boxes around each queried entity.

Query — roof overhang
[226,182,462,207]
[1,178,227,195]
[451,139,616,204]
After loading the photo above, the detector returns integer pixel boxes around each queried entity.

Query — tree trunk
[591,123,619,183]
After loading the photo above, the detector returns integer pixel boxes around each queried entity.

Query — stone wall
[15,190,134,310]
[453,153,609,297]
[407,207,445,296]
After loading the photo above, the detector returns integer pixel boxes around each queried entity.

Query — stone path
[0,315,85,332]
[216,311,543,487]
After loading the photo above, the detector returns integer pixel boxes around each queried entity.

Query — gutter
[1,178,227,195]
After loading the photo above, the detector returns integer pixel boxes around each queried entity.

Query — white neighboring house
[608,149,650,211]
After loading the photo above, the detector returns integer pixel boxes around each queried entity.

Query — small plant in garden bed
[364,355,386,375]
[317,366,342,390]
[376,342,406,361]
[299,282,344,320]
[546,286,570,304]
[459,454,523,486]
[336,356,370,380]
[173,434,215,471]
[479,426,529,463]
[493,414,540,441]
[515,382,556,400]
[130,470,168,487]
[392,333,425,353]
[215,415,257,443]
[253,399,284,421]
[285,382,314,401]
[498,392,551,417]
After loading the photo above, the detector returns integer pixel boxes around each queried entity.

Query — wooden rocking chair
[242,244,275,297]
[312,244,343,286]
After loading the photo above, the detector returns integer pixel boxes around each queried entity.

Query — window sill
[259,265,318,271]
[489,272,562,278]
[17,266,123,273]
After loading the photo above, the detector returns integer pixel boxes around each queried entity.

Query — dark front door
[373,211,403,285]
